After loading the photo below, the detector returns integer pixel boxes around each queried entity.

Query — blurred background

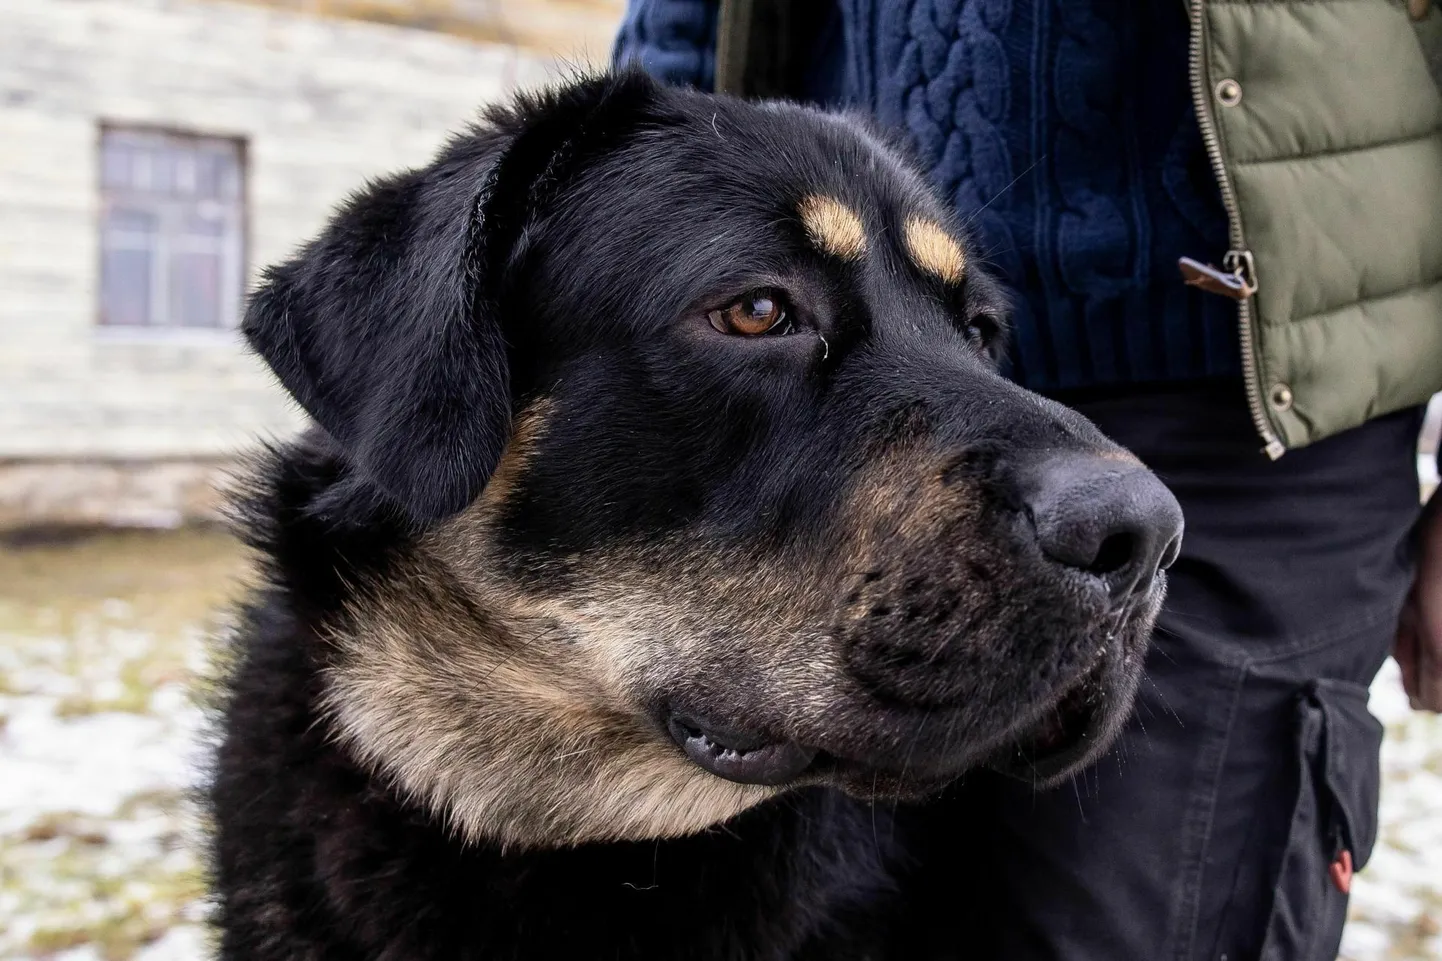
[0,1,1437,959]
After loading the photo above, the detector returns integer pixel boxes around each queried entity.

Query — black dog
[212,69,1183,960]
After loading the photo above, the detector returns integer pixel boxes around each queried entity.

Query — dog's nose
[1024,454,1183,604]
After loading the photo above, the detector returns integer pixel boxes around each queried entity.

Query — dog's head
[245,71,1182,849]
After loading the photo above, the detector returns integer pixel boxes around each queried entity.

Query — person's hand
[1397,497,1442,712]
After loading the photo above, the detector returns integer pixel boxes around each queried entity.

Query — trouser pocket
[1258,679,1384,961]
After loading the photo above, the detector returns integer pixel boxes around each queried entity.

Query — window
[99,127,245,330]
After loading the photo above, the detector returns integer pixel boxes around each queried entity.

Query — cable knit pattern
[617,0,1241,391]
[1052,3,1139,299]
[1051,3,1140,385]
[612,0,716,90]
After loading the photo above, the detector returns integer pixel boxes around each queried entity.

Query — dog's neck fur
[212,580,899,961]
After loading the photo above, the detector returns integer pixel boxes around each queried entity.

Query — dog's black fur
[212,70,1177,960]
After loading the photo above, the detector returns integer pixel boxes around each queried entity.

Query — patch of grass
[26,924,93,954]
[0,526,255,641]
[1382,912,1440,960]
[27,903,172,961]
[53,653,188,718]
[115,789,189,820]
[7,832,208,960]
[21,813,110,846]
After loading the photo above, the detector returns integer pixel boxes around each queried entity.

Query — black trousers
[896,380,1424,961]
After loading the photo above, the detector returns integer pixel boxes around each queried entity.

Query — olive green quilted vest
[1188,0,1442,457]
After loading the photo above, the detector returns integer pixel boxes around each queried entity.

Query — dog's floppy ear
[242,70,660,526]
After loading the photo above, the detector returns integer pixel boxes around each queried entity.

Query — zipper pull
[1179,250,1258,300]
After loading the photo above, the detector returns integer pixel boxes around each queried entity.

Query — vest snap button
[1215,78,1242,107]
[1270,384,1293,412]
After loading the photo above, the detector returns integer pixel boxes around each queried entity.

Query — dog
[210,68,1184,960]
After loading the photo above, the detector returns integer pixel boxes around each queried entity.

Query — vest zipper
[1186,0,1286,460]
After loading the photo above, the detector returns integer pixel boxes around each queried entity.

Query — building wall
[0,0,564,459]
[229,0,626,62]
[0,0,586,524]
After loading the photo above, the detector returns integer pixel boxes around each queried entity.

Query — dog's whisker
[1142,674,1184,728]
[957,154,1046,231]
[1070,771,1088,821]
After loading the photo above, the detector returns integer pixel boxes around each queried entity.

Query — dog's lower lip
[1024,684,1097,756]
[666,713,816,787]
[990,658,1112,782]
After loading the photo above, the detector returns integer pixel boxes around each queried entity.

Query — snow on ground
[0,530,240,960]
[1342,660,1442,960]
[0,528,1438,959]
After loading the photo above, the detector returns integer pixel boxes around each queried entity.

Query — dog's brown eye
[709,291,791,336]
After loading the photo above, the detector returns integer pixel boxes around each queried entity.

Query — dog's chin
[817,646,1147,800]
[979,654,1137,788]
[982,618,1156,787]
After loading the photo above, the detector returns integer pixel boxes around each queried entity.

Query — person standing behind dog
[615,2,1442,959]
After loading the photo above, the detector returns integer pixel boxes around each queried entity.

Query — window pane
[170,251,222,328]
[105,205,158,238]
[218,157,241,200]
[195,148,241,200]
[174,150,198,196]
[101,140,131,189]
[193,152,220,198]
[131,150,155,192]
[149,144,177,195]
[185,206,227,238]
[101,248,153,326]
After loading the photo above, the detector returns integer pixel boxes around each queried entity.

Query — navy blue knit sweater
[614,0,1241,392]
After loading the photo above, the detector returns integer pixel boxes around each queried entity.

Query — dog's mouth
[664,652,1124,792]
[984,656,1115,785]
[663,622,1143,792]
[664,711,948,794]
[665,713,818,786]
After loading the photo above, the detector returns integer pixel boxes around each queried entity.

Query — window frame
[95,122,250,336]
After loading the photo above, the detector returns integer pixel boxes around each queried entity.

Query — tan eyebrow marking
[903,216,966,284]
[798,195,867,260]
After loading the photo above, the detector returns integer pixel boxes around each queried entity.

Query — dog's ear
[242,70,660,526]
